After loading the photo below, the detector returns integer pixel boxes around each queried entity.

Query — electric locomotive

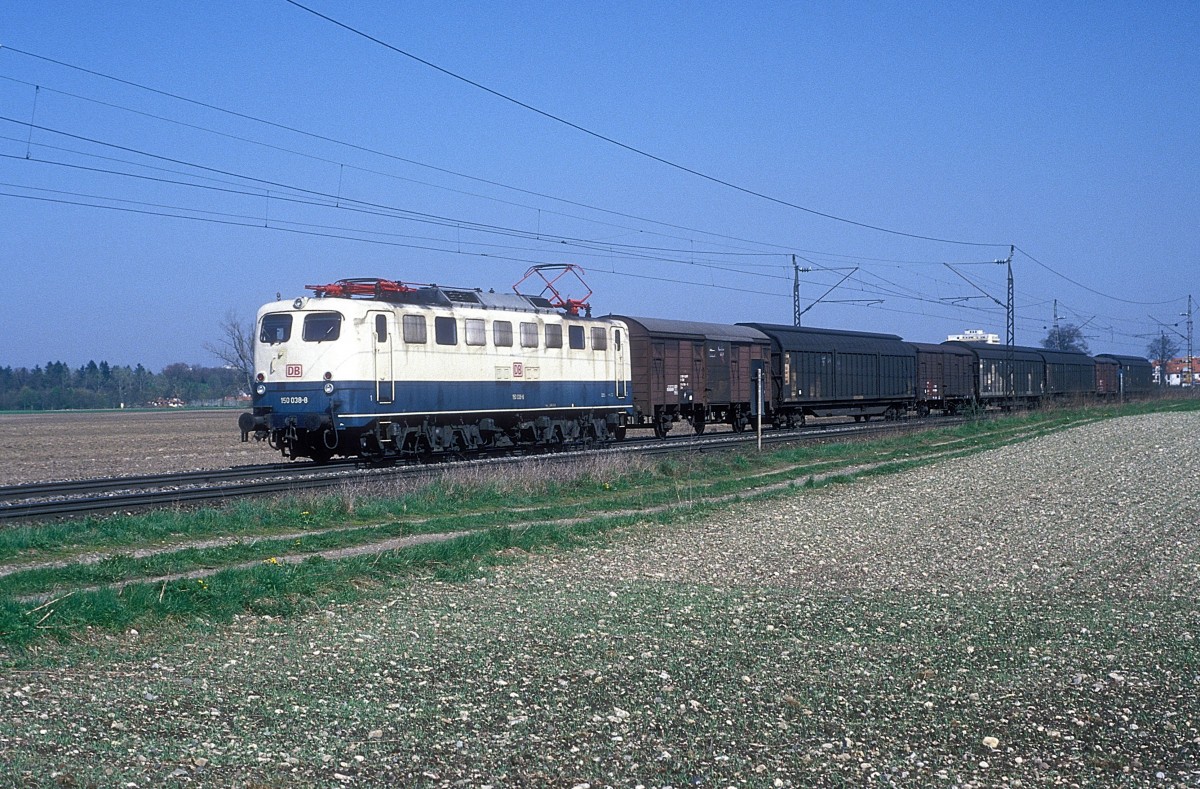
[238,273,633,462]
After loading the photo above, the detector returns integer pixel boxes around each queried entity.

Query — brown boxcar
[1094,354,1155,396]
[910,342,976,414]
[1094,357,1120,397]
[607,316,771,436]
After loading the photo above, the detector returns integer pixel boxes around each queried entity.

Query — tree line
[0,361,245,411]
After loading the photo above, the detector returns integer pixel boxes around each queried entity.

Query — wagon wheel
[653,420,669,439]
[691,412,706,436]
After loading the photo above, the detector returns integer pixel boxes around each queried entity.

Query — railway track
[0,416,954,523]
[0,460,378,522]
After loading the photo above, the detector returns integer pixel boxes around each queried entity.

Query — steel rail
[0,460,359,503]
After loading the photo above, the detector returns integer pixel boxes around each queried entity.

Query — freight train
[237,271,1154,461]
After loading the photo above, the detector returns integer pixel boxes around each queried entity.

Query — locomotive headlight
[323,382,336,395]
[255,383,267,396]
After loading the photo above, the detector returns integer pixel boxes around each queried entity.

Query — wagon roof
[910,341,975,356]
[605,315,770,343]
[1093,353,1152,366]
[946,341,1094,365]
[1035,348,1096,366]
[742,323,913,355]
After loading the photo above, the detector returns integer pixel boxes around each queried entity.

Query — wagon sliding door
[370,311,394,404]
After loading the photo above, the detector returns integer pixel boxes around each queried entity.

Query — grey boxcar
[743,324,916,423]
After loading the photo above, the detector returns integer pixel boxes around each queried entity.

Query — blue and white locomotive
[238,271,633,462]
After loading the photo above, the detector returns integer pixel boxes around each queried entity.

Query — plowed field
[0,409,275,485]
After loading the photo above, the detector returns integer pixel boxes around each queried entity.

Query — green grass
[1,399,1195,647]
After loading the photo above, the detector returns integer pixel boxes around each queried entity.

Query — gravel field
[1,411,1198,787]
[0,410,276,485]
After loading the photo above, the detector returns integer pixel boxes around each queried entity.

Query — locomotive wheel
[613,426,627,441]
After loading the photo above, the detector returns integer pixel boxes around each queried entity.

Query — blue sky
[2,1,1197,370]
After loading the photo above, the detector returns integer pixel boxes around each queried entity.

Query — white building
[947,329,1001,344]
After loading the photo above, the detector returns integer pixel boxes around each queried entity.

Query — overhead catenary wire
[1014,245,1180,307]
[1,113,1017,290]
[0,45,1172,354]
[282,1,1008,249]
[0,49,895,261]
[0,60,1024,268]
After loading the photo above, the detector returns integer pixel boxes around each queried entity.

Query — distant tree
[109,364,132,407]
[160,362,194,400]
[1041,323,1090,353]
[1146,333,1181,387]
[205,311,256,393]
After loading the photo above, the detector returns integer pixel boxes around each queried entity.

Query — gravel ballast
[1,411,1198,787]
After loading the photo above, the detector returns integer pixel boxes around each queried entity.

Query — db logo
[512,362,524,378]
[286,364,303,377]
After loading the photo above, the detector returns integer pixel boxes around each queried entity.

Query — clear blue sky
[2,1,1197,370]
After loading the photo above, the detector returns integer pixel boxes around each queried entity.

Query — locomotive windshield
[259,313,292,344]
[302,312,342,342]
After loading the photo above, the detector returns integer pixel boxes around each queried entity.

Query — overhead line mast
[1000,245,1015,405]
[792,254,810,327]
[1186,294,1195,388]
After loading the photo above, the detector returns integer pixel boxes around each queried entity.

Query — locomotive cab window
[375,314,388,343]
[259,314,292,344]
[545,324,563,349]
[402,314,427,344]
[614,329,622,351]
[590,327,608,351]
[435,316,458,346]
[302,312,341,343]
[493,320,513,347]
[568,325,585,350]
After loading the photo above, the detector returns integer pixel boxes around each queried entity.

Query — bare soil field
[0,409,277,485]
